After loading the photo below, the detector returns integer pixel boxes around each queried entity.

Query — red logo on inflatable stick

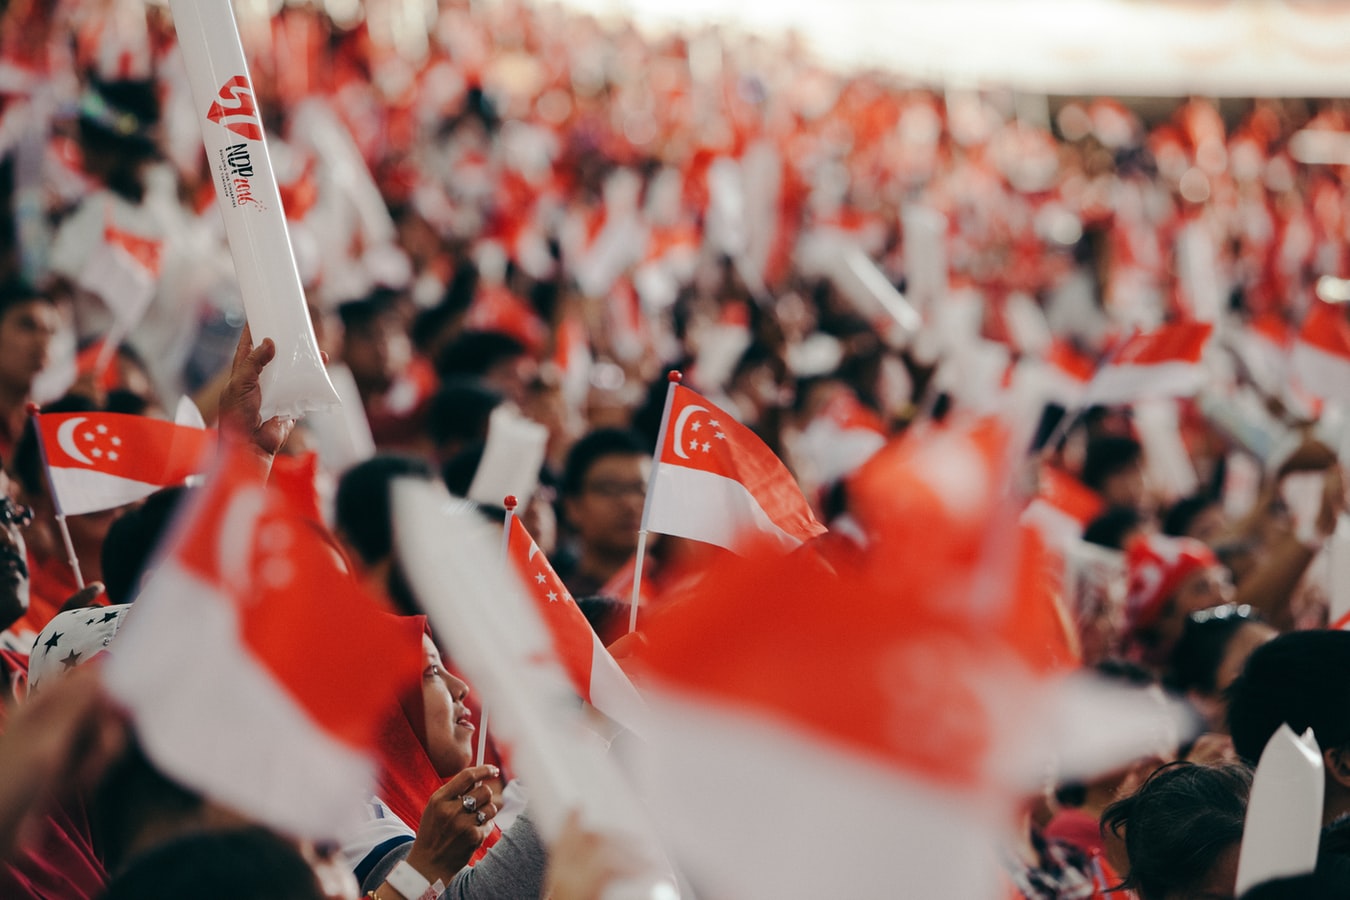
[206,75,263,141]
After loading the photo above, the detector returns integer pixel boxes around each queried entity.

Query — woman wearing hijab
[343,625,548,900]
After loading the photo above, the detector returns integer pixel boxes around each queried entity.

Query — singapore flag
[36,411,212,515]
[506,514,647,735]
[645,384,826,553]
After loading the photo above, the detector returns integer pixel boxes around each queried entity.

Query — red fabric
[10,552,84,639]
[1298,300,1350,360]
[1108,321,1213,367]
[174,447,424,751]
[267,451,323,524]
[0,797,107,900]
[507,515,593,701]
[0,649,103,897]
[373,683,446,830]
[1044,808,1105,858]
[640,419,1064,790]
[38,412,211,485]
[1124,534,1218,631]
[655,384,826,547]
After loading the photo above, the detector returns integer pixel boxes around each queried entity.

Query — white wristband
[386,860,444,900]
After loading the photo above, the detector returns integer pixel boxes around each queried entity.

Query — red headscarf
[372,616,444,830]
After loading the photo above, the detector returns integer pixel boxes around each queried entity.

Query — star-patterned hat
[28,604,132,694]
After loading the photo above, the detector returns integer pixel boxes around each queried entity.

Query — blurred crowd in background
[4,0,1350,897]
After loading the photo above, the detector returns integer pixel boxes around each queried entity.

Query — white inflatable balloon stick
[168,0,339,420]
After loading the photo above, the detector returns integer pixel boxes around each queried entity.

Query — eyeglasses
[0,498,31,529]
[1188,603,1253,625]
[582,480,647,500]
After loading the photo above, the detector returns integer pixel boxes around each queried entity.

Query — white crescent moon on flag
[671,403,709,460]
[56,416,93,465]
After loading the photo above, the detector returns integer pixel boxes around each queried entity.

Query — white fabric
[625,686,1009,900]
[1083,359,1207,406]
[103,564,375,840]
[1292,341,1350,407]
[646,463,800,553]
[46,466,169,517]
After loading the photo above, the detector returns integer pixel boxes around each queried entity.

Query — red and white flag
[644,383,826,553]
[75,212,162,333]
[1083,321,1213,406]
[625,419,1191,899]
[1039,339,1097,409]
[794,388,888,486]
[102,448,424,839]
[506,515,646,734]
[1291,301,1350,407]
[36,411,212,515]
[1020,466,1105,553]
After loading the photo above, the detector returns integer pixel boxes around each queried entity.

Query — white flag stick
[27,405,85,589]
[475,495,518,768]
[167,0,338,420]
[630,371,682,634]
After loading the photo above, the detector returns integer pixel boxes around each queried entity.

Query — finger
[435,764,500,799]
[232,323,254,372]
[467,801,498,827]
[59,582,105,614]
[243,337,277,377]
[458,784,494,814]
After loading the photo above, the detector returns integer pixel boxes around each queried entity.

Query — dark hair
[100,827,325,900]
[77,78,161,202]
[1101,761,1251,900]
[424,378,503,453]
[1166,613,1258,695]
[0,278,50,323]
[1082,505,1143,550]
[334,455,435,566]
[101,487,193,605]
[1241,874,1326,899]
[1162,494,1219,539]
[336,288,401,331]
[93,740,205,875]
[435,330,528,381]
[1080,435,1143,494]
[1227,630,1350,765]
[560,428,648,498]
[575,594,629,647]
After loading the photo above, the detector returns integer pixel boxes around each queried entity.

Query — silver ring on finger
[476,810,487,825]
[462,795,477,812]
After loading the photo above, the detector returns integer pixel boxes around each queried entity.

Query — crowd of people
[1,0,1350,897]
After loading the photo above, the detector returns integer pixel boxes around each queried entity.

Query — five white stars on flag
[81,423,123,461]
[688,418,726,454]
[533,564,563,603]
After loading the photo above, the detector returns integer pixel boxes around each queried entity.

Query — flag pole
[26,404,85,589]
[476,494,517,767]
[629,371,681,634]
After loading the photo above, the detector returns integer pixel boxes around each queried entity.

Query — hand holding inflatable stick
[168,0,339,421]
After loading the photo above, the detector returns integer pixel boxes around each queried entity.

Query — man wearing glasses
[556,428,650,600]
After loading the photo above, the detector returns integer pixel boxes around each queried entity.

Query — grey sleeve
[443,814,549,900]
[361,840,416,896]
